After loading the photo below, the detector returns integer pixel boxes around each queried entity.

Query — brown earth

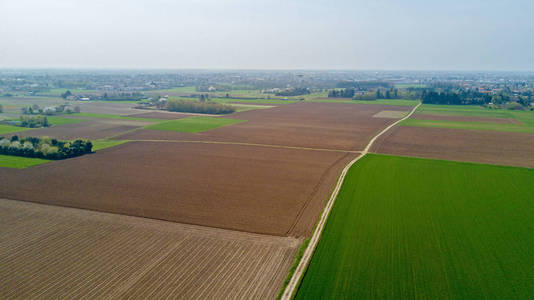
[9,119,149,140]
[371,126,534,168]
[413,113,522,124]
[0,198,299,299]
[0,141,354,237]
[115,102,411,151]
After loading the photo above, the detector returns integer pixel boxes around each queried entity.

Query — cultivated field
[116,102,412,151]
[296,154,534,299]
[0,198,299,299]
[372,126,534,168]
[0,141,354,237]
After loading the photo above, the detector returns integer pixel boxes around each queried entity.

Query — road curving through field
[281,102,421,300]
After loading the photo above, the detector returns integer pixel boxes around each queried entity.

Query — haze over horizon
[1,0,533,71]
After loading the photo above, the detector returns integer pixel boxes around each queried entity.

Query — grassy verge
[400,118,534,133]
[145,116,245,133]
[276,238,310,300]
[91,140,129,151]
[0,154,50,169]
[296,154,534,299]
[0,124,31,135]
[306,98,418,106]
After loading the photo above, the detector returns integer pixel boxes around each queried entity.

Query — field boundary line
[280,102,421,300]
[126,139,361,154]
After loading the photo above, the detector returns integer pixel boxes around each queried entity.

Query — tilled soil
[372,126,534,168]
[0,141,354,237]
[115,102,411,151]
[0,198,299,299]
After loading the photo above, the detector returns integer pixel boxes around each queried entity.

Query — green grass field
[0,154,50,169]
[45,116,87,126]
[0,124,31,134]
[91,140,129,151]
[296,154,534,299]
[307,98,419,106]
[145,116,245,133]
[406,104,534,132]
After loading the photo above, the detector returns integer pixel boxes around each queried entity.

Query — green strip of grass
[145,116,245,133]
[0,124,31,134]
[296,154,534,299]
[307,98,419,106]
[46,116,87,126]
[0,154,50,169]
[91,140,129,151]
[276,239,310,300]
[401,118,534,133]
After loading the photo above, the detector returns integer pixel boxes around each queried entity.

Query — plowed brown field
[0,141,354,237]
[0,198,299,299]
[115,102,411,151]
[372,126,534,168]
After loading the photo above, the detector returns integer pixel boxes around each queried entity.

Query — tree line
[166,99,235,114]
[0,136,93,160]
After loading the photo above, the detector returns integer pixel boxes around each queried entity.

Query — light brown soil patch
[372,126,534,168]
[0,198,299,299]
[115,102,411,151]
[0,141,354,237]
[11,119,147,140]
[413,113,522,124]
[373,110,407,118]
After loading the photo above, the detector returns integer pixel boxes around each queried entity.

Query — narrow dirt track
[281,102,421,300]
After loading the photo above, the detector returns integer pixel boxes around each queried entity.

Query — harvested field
[0,198,299,299]
[413,113,522,124]
[125,111,191,120]
[11,119,149,140]
[0,141,354,236]
[115,102,412,151]
[372,126,534,168]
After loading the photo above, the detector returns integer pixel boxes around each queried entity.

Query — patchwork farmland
[3,93,534,299]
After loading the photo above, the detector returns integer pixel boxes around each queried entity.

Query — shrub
[166,100,235,114]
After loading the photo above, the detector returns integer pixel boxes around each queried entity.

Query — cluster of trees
[275,87,310,96]
[0,136,92,160]
[17,115,50,128]
[0,104,3,113]
[21,104,80,115]
[166,99,235,114]
[329,88,419,100]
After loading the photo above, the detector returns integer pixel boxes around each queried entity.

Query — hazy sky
[1,0,533,70]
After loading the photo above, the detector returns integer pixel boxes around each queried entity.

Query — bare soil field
[372,126,534,168]
[10,119,149,140]
[0,141,354,237]
[116,102,412,151]
[0,198,299,299]
[413,113,522,124]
